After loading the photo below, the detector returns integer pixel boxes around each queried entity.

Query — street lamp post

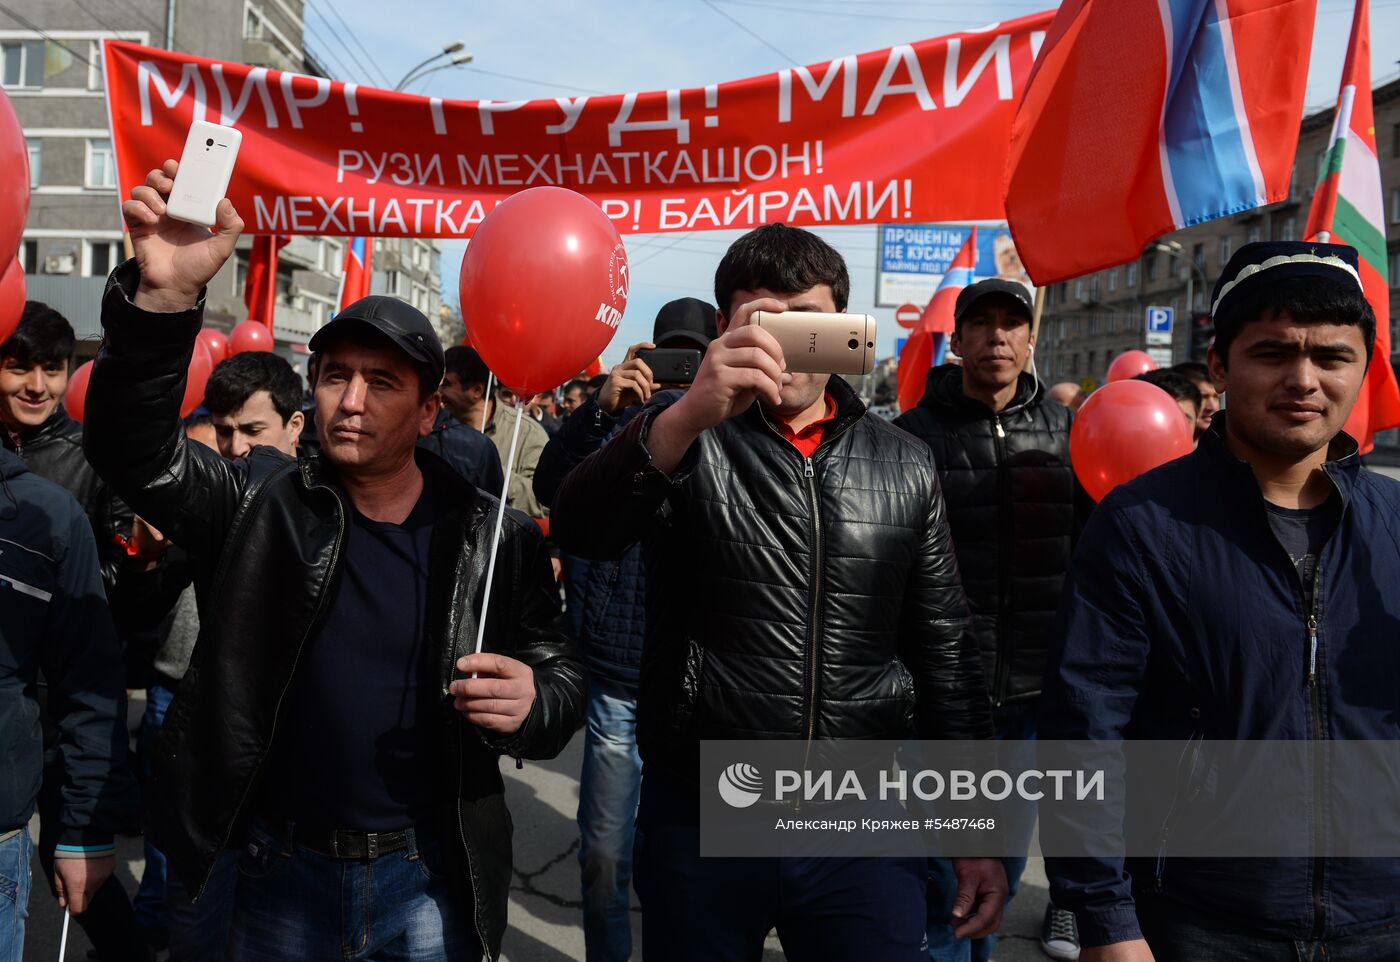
[394,41,473,91]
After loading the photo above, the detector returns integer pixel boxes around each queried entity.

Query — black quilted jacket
[551,378,992,779]
[893,365,1081,708]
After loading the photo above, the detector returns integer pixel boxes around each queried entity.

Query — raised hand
[598,342,659,414]
[122,159,244,313]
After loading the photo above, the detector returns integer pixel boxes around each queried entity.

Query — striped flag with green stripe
[1305,0,1400,452]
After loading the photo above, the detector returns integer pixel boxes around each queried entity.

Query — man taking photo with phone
[552,223,1005,962]
[83,160,585,962]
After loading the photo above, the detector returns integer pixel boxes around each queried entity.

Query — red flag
[244,234,289,331]
[338,237,373,311]
[1303,0,1400,453]
[1005,0,1316,285]
[899,229,978,412]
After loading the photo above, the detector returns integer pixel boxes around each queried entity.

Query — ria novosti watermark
[698,740,1400,859]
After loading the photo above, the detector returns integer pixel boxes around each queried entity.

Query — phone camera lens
[205,138,214,146]
[867,341,874,349]
[847,338,859,350]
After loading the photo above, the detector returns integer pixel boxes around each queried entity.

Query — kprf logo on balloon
[717,762,765,809]
[595,242,628,331]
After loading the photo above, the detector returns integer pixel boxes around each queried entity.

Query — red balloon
[64,360,93,423]
[460,187,628,396]
[0,257,24,344]
[0,90,30,270]
[182,340,213,417]
[1105,349,1157,382]
[1070,379,1194,501]
[230,320,274,354]
[197,327,231,364]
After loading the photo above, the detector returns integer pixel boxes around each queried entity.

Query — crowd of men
[1,157,1397,962]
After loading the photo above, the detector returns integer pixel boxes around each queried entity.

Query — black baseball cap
[953,278,1035,323]
[653,297,718,350]
[308,295,445,387]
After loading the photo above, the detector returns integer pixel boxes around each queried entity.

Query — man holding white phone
[552,223,1006,961]
[82,159,585,962]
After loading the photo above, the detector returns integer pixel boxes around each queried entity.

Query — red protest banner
[102,11,1052,238]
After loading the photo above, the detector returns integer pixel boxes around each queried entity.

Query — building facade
[1037,77,1400,442]
[7,0,444,362]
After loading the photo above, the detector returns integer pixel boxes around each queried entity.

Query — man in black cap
[83,159,585,962]
[1041,240,1400,961]
[533,296,716,962]
[894,278,1084,962]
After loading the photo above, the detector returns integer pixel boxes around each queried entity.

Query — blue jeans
[1137,894,1400,961]
[0,830,32,962]
[165,849,236,962]
[576,676,641,962]
[228,820,482,962]
[134,683,175,937]
[634,774,928,962]
[927,704,1038,962]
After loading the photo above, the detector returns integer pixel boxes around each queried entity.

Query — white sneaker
[1040,904,1081,961]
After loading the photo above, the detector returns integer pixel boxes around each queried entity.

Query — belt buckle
[365,832,379,860]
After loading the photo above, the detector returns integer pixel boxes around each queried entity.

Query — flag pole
[1025,284,1046,374]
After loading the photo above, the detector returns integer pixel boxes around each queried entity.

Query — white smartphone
[166,120,242,227]
[752,311,878,376]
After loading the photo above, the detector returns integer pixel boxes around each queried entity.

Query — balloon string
[482,373,494,433]
[474,399,524,658]
[59,909,71,962]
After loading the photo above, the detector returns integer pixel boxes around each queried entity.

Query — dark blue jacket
[535,398,644,684]
[418,408,505,494]
[1041,417,1400,946]
[0,449,136,844]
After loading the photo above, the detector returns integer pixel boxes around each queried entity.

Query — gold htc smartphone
[752,311,877,376]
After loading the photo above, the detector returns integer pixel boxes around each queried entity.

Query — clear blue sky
[307,0,1400,364]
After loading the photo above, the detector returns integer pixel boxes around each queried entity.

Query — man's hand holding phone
[599,342,660,415]
[643,297,787,474]
[123,159,243,314]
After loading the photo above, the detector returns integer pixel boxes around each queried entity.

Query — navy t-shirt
[262,478,441,831]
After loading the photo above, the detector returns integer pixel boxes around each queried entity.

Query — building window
[1393,123,1399,159]
[88,41,104,90]
[21,239,38,272]
[1106,269,1117,293]
[1075,279,1086,301]
[1280,217,1296,242]
[1,41,45,89]
[85,240,119,277]
[86,139,117,189]
[1145,254,1158,283]
[1126,262,1138,287]
[385,270,402,296]
[245,6,265,41]
[1192,243,1204,269]
[1247,225,1262,244]
[25,138,39,188]
[1220,235,1233,265]
[1391,251,1400,288]
[1392,189,1400,225]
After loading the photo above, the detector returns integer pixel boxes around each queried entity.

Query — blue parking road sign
[1146,306,1174,333]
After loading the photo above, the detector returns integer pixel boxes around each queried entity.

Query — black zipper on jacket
[756,407,859,747]
[1306,563,1326,940]
[1260,471,1342,942]
[196,471,344,898]
[991,414,1013,707]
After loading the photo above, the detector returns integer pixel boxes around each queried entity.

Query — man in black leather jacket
[84,160,585,962]
[553,224,1003,962]
[894,279,1084,962]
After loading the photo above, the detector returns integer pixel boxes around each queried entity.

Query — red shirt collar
[775,393,838,458]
